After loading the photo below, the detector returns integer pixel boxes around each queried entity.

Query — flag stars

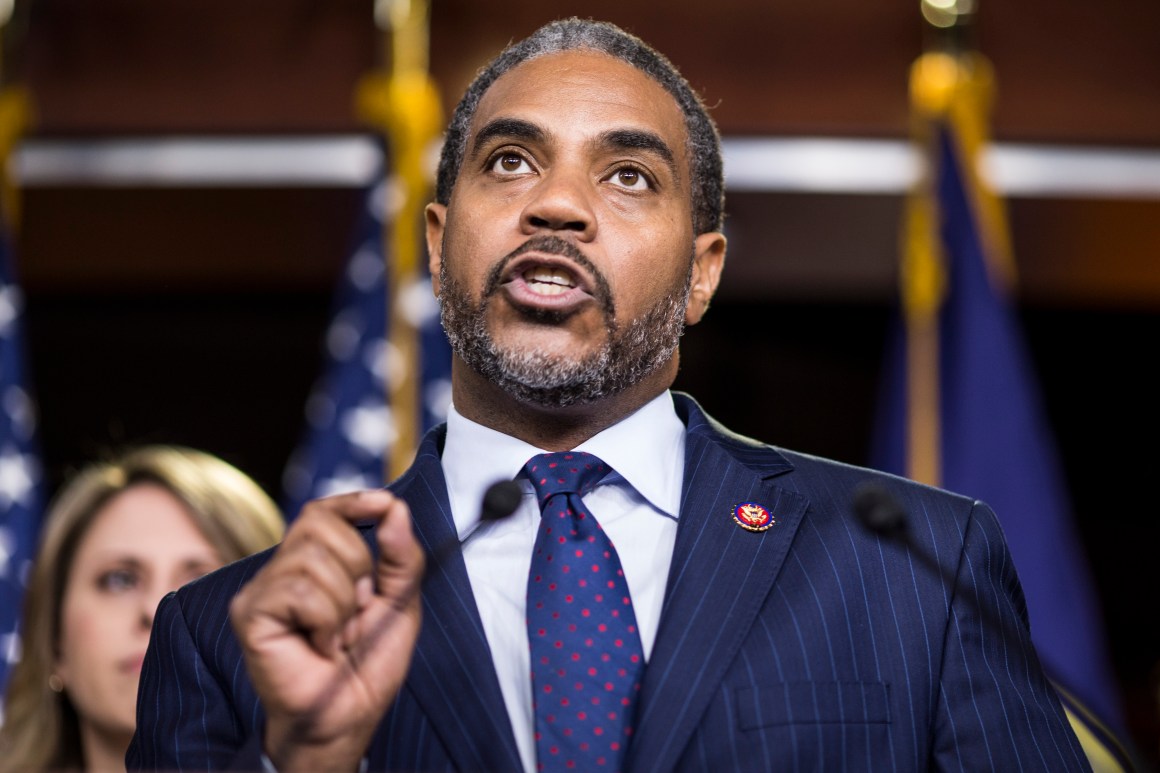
[339,401,396,457]
[0,283,22,337]
[1,630,21,667]
[0,449,37,509]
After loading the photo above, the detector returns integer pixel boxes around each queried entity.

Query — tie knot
[524,452,609,505]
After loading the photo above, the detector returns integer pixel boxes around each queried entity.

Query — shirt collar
[442,391,686,539]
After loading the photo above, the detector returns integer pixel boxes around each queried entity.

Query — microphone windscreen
[852,483,909,537]
[481,480,523,524]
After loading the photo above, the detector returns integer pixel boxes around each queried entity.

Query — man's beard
[438,235,692,409]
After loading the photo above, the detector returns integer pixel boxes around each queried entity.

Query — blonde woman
[0,446,284,772]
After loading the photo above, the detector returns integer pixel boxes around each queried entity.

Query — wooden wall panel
[18,0,1160,142]
[14,0,1159,305]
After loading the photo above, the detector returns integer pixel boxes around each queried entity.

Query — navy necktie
[525,452,645,773]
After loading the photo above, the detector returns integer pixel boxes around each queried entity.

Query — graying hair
[435,18,725,234]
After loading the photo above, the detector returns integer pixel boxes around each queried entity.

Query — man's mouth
[523,265,578,296]
[474,235,614,320]
[499,256,592,314]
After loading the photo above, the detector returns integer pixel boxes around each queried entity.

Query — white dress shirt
[441,390,686,773]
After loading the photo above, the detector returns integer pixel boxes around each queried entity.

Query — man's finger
[374,495,425,604]
[269,557,368,654]
[276,488,402,588]
[233,490,401,654]
[300,488,400,525]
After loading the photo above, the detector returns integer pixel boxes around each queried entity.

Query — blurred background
[1,0,1157,764]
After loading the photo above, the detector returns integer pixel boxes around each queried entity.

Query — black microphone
[426,479,523,576]
[852,482,1145,767]
[852,481,1018,646]
[480,479,523,526]
[852,483,909,539]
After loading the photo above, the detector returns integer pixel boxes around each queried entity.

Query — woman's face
[55,483,224,743]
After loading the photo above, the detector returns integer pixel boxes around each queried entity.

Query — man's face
[426,49,725,408]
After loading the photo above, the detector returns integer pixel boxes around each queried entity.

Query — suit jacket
[128,394,1088,771]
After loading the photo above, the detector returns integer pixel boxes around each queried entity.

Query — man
[129,18,1088,772]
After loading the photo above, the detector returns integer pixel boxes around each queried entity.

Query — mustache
[481,236,615,320]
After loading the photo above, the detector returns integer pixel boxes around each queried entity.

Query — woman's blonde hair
[0,445,284,772]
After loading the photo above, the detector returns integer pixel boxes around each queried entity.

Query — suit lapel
[386,429,523,771]
[625,396,809,772]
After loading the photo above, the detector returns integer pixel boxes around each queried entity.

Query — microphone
[426,479,523,575]
[480,479,523,526]
[851,481,1018,645]
[852,483,908,538]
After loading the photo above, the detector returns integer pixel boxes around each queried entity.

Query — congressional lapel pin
[732,502,775,532]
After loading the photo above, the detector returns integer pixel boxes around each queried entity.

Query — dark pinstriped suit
[128,394,1088,771]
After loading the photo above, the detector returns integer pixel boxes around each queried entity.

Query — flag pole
[357,0,443,481]
[0,1,32,230]
[903,0,974,486]
[905,0,1018,486]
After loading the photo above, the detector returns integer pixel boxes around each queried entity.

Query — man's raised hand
[230,489,424,773]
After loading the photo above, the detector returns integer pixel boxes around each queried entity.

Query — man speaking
[129,18,1088,772]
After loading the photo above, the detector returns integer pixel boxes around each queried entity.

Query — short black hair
[435,18,725,234]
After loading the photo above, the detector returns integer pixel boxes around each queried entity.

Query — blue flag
[282,175,451,519]
[873,53,1129,767]
[0,229,44,709]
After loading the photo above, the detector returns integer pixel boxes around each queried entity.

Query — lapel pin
[732,502,775,532]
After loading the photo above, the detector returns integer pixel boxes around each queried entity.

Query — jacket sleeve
[930,500,1090,771]
[127,582,267,771]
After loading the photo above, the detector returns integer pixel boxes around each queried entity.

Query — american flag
[281,174,451,519]
[0,228,44,713]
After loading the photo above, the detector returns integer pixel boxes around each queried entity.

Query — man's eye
[608,167,650,191]
[491,153,530,174]
[98,568,139,593]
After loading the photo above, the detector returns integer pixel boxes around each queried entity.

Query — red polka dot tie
[525,452,644,773]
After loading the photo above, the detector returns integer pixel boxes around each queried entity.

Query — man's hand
[230,490,425,772]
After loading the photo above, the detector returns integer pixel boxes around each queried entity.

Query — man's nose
[520,167,596,239]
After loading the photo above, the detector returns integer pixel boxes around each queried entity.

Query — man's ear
[425,202,447,296]
[685,231,726,325]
